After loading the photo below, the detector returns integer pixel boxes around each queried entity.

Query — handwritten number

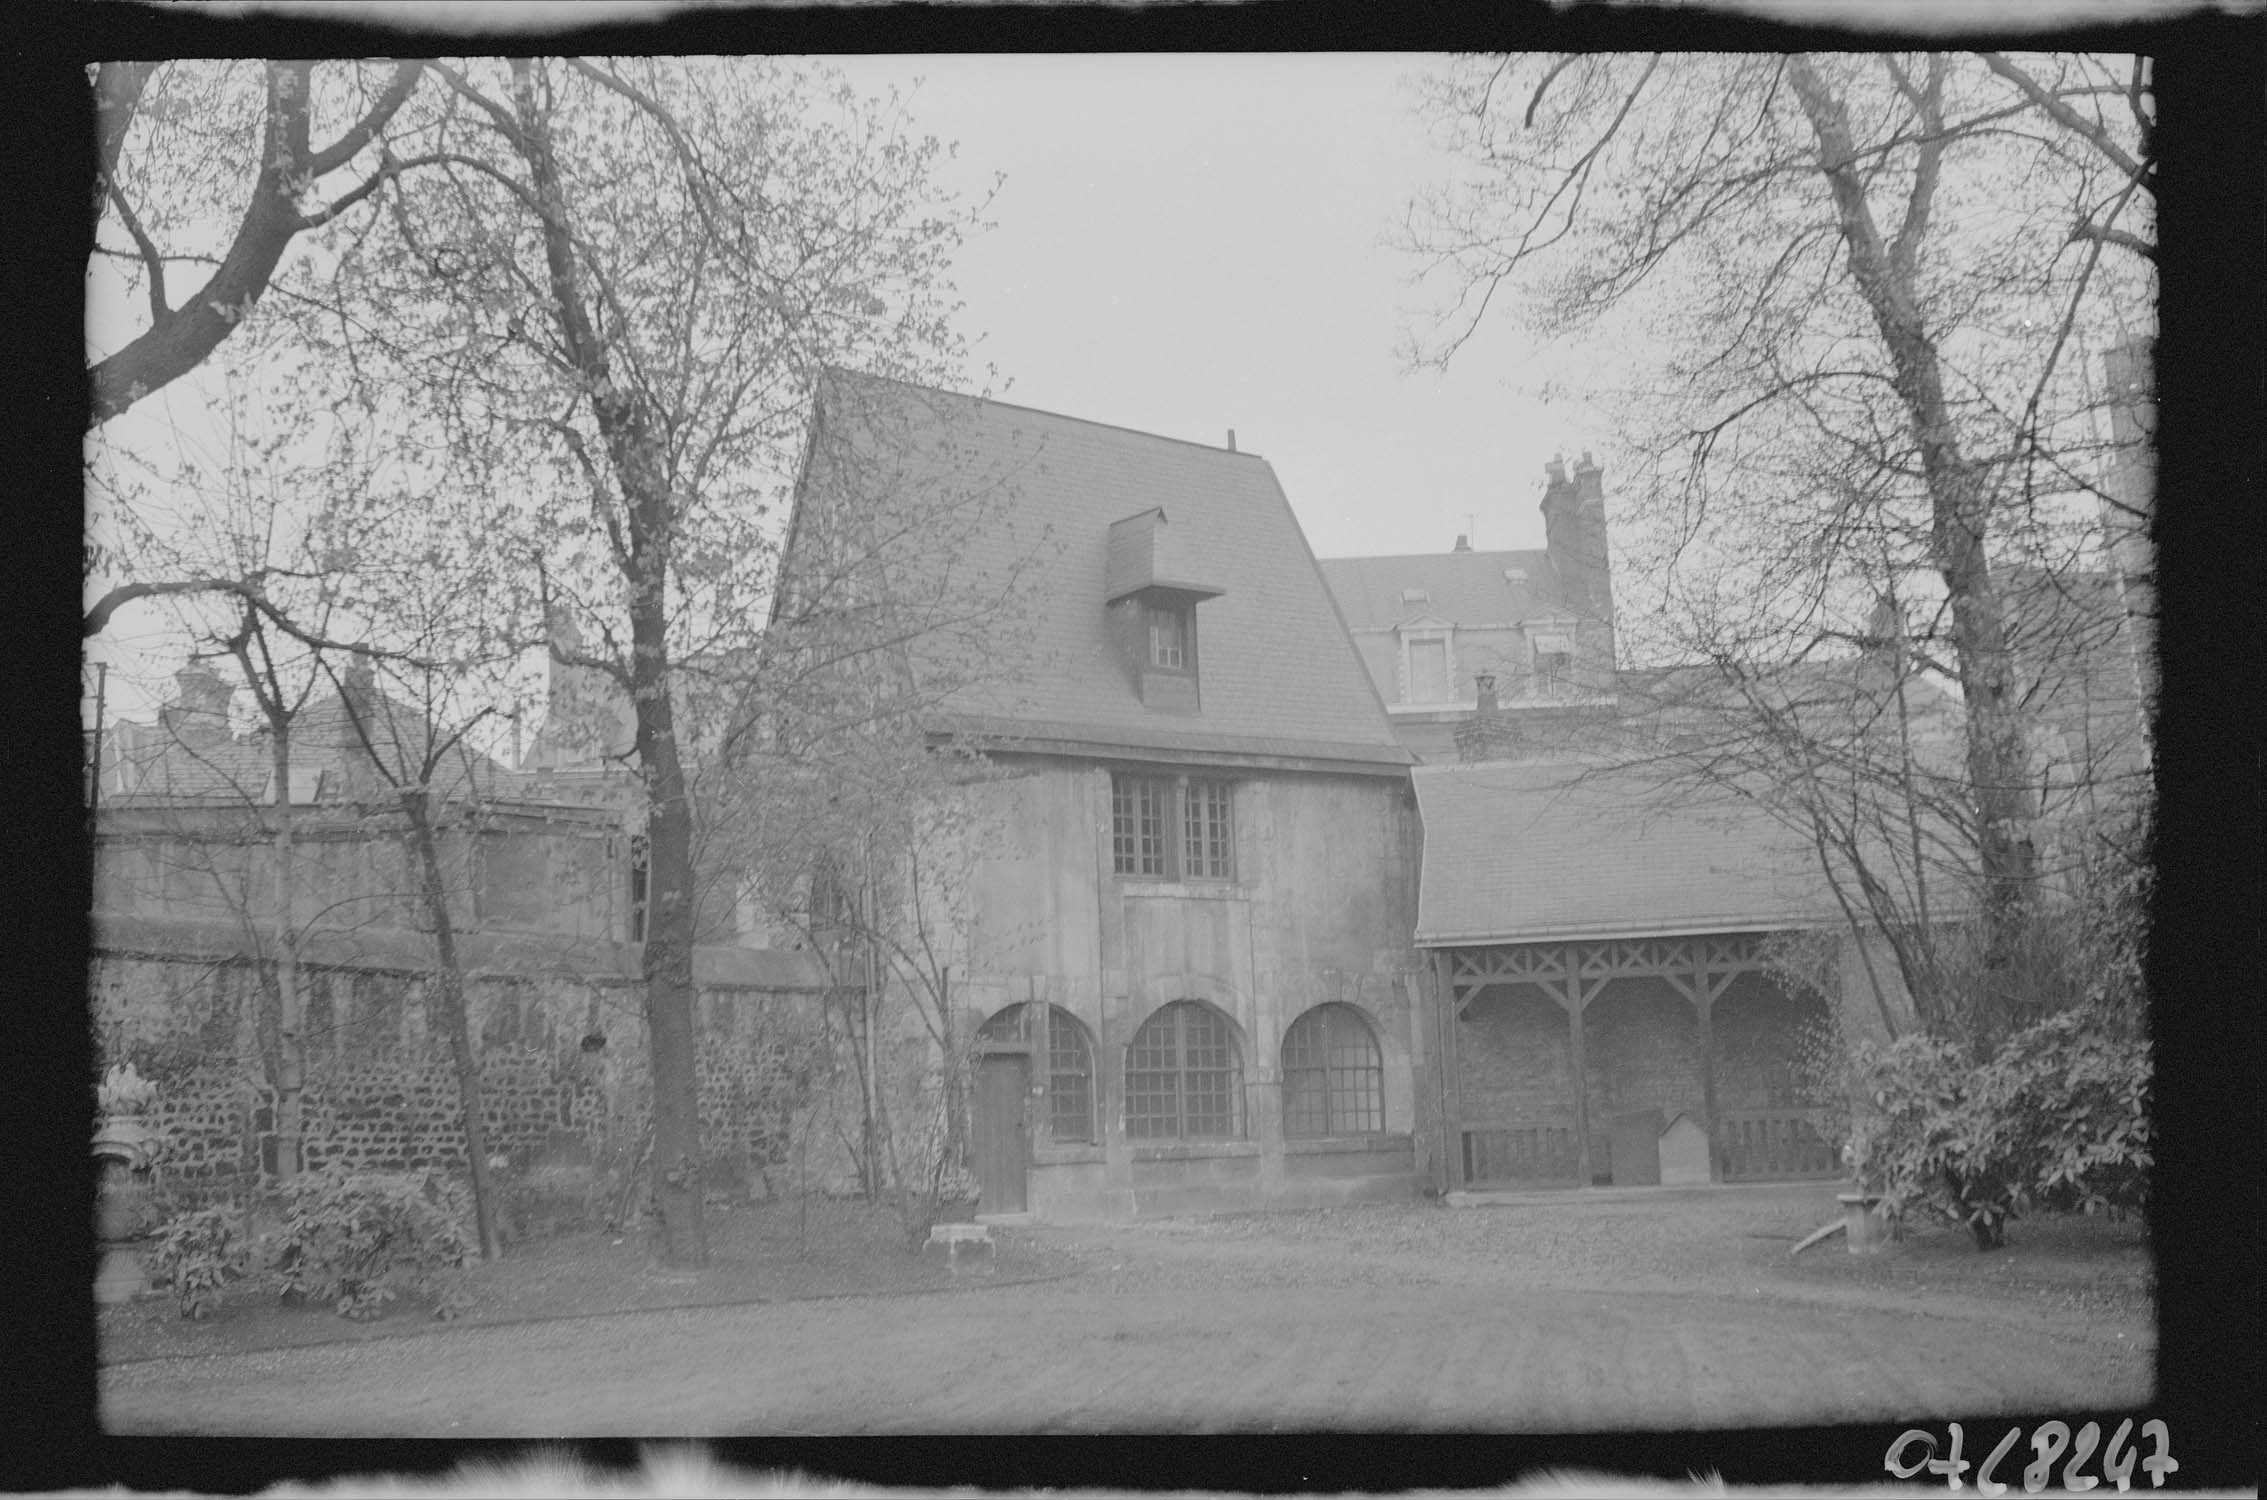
[2062,1421,2102,1491]
[2140,1419,2177,1488]
[1885,1429,1936,1480]
[1974,1425,2022,1496]
[2025,1421,2071,1491]
[1927,1422,1972,1490]
[2099,1418,2136,1493]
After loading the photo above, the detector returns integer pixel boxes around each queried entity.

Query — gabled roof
[1318,548,1577,634]
[794,372,1409,771]
[1411,758,1842,947]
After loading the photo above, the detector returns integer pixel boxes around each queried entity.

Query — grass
[101,1185,2151,1368]
[99,1194,1078,1366]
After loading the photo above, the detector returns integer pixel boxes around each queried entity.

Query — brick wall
[1711,973,1828,1111]
[1456,972,1821,1124]
[1582,978,1704,1124]
[1459,985,1574,1121]
[94,951,847,1204]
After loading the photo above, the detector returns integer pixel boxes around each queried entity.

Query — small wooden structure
[1658,1112,1712,1186]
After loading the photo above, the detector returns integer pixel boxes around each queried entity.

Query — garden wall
[91,950,863,1208]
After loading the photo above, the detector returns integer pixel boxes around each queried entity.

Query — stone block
[922,1221,994,1266]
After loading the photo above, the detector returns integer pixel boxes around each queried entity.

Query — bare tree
[298,57,996,1265]
[90,61,426,427]
[1401,51,2155,978]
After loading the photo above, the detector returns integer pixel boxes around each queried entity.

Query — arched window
[1126,1001,1243,1140]
[1282,1003,1384,1139]
[978,1003,1096,1144]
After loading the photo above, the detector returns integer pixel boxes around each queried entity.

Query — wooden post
[1562,945,1594,1188]
[1435,951,1465,1191]
[1694,960,1721,1183]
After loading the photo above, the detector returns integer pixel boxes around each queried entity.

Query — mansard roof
[793,371,1409,772]
[1318,547,1583,634]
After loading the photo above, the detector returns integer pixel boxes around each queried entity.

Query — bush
[147,1203,251,1320]
[271,1168,475,1320]
[1848,1003,2151,1249]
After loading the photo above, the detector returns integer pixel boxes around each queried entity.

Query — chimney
[1541,449,1616,654]
[1573,450,1603,504]
[1453,533,1471,553]
[160,664,233,749]
[1455,673,1519,764]
[1226,429,1236,453]
[335,659,381,798]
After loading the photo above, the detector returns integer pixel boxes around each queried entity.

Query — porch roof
[1410,759,1841,947]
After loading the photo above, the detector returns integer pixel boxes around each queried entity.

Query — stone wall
[93,950,857,1207]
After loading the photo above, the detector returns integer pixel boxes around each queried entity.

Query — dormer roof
[1104,507,1226,605]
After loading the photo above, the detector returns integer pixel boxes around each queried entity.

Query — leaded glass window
[1183,779,1233,880]
[1111,775,1170,876]
[1282,1003,1384,1139]
[1126,1001,1242,1140]
[1111,774,1234,881]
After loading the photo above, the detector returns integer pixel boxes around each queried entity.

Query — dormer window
[1532,629,1575,693]
[1106,507,1224,713]
[1396,620,1455,706]
[1147,603,1190,671]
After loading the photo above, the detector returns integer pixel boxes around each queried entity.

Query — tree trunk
[636,719,709,1266]
[403,790,503,1260]
[508,56,707,1266]
[268,722,304,1182]
[1787,57,2038,982]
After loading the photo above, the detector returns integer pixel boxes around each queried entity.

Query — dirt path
[102,1268,2148,1435]
[103,1191,2152,1434]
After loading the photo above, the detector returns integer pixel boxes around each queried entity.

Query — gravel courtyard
[100,1185,2153,1435]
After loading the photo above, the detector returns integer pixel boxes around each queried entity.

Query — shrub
[1847,1002,2151,1249]
[147,1203,251,1320]
[270,1168,475,1320]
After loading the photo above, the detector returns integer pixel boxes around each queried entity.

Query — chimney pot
[1453,533,1471,552]
[1226,429,1236,452]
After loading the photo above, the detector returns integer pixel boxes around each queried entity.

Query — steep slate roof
[803,372,1409,771]
[1318,548,1581,634]
[1411,759,1840,946]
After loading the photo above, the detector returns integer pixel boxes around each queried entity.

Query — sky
[88,54,1615,727]
[825,53,1608,563]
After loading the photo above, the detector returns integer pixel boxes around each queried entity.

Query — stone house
[781,373,1429,1220]
[1318,454,1619,765]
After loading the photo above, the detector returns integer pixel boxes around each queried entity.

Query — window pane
[1281,1004,1382,1139]
[1178,1004,1239,1137]
[1046,1006,1094,1143]
[1409,638,1449,703]
[1284,1069,1329,1139]
[1148,606,1186,669]
[1127,1002,1242,1141]
[1112,775,1169,877]
[1184,780,1234,880]
[1125,1006,1183,1139]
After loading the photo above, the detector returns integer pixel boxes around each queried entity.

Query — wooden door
[973,1052,1030,1214]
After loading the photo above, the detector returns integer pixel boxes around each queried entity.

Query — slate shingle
[807,373,1409,771]
[1411,759,1841,945]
